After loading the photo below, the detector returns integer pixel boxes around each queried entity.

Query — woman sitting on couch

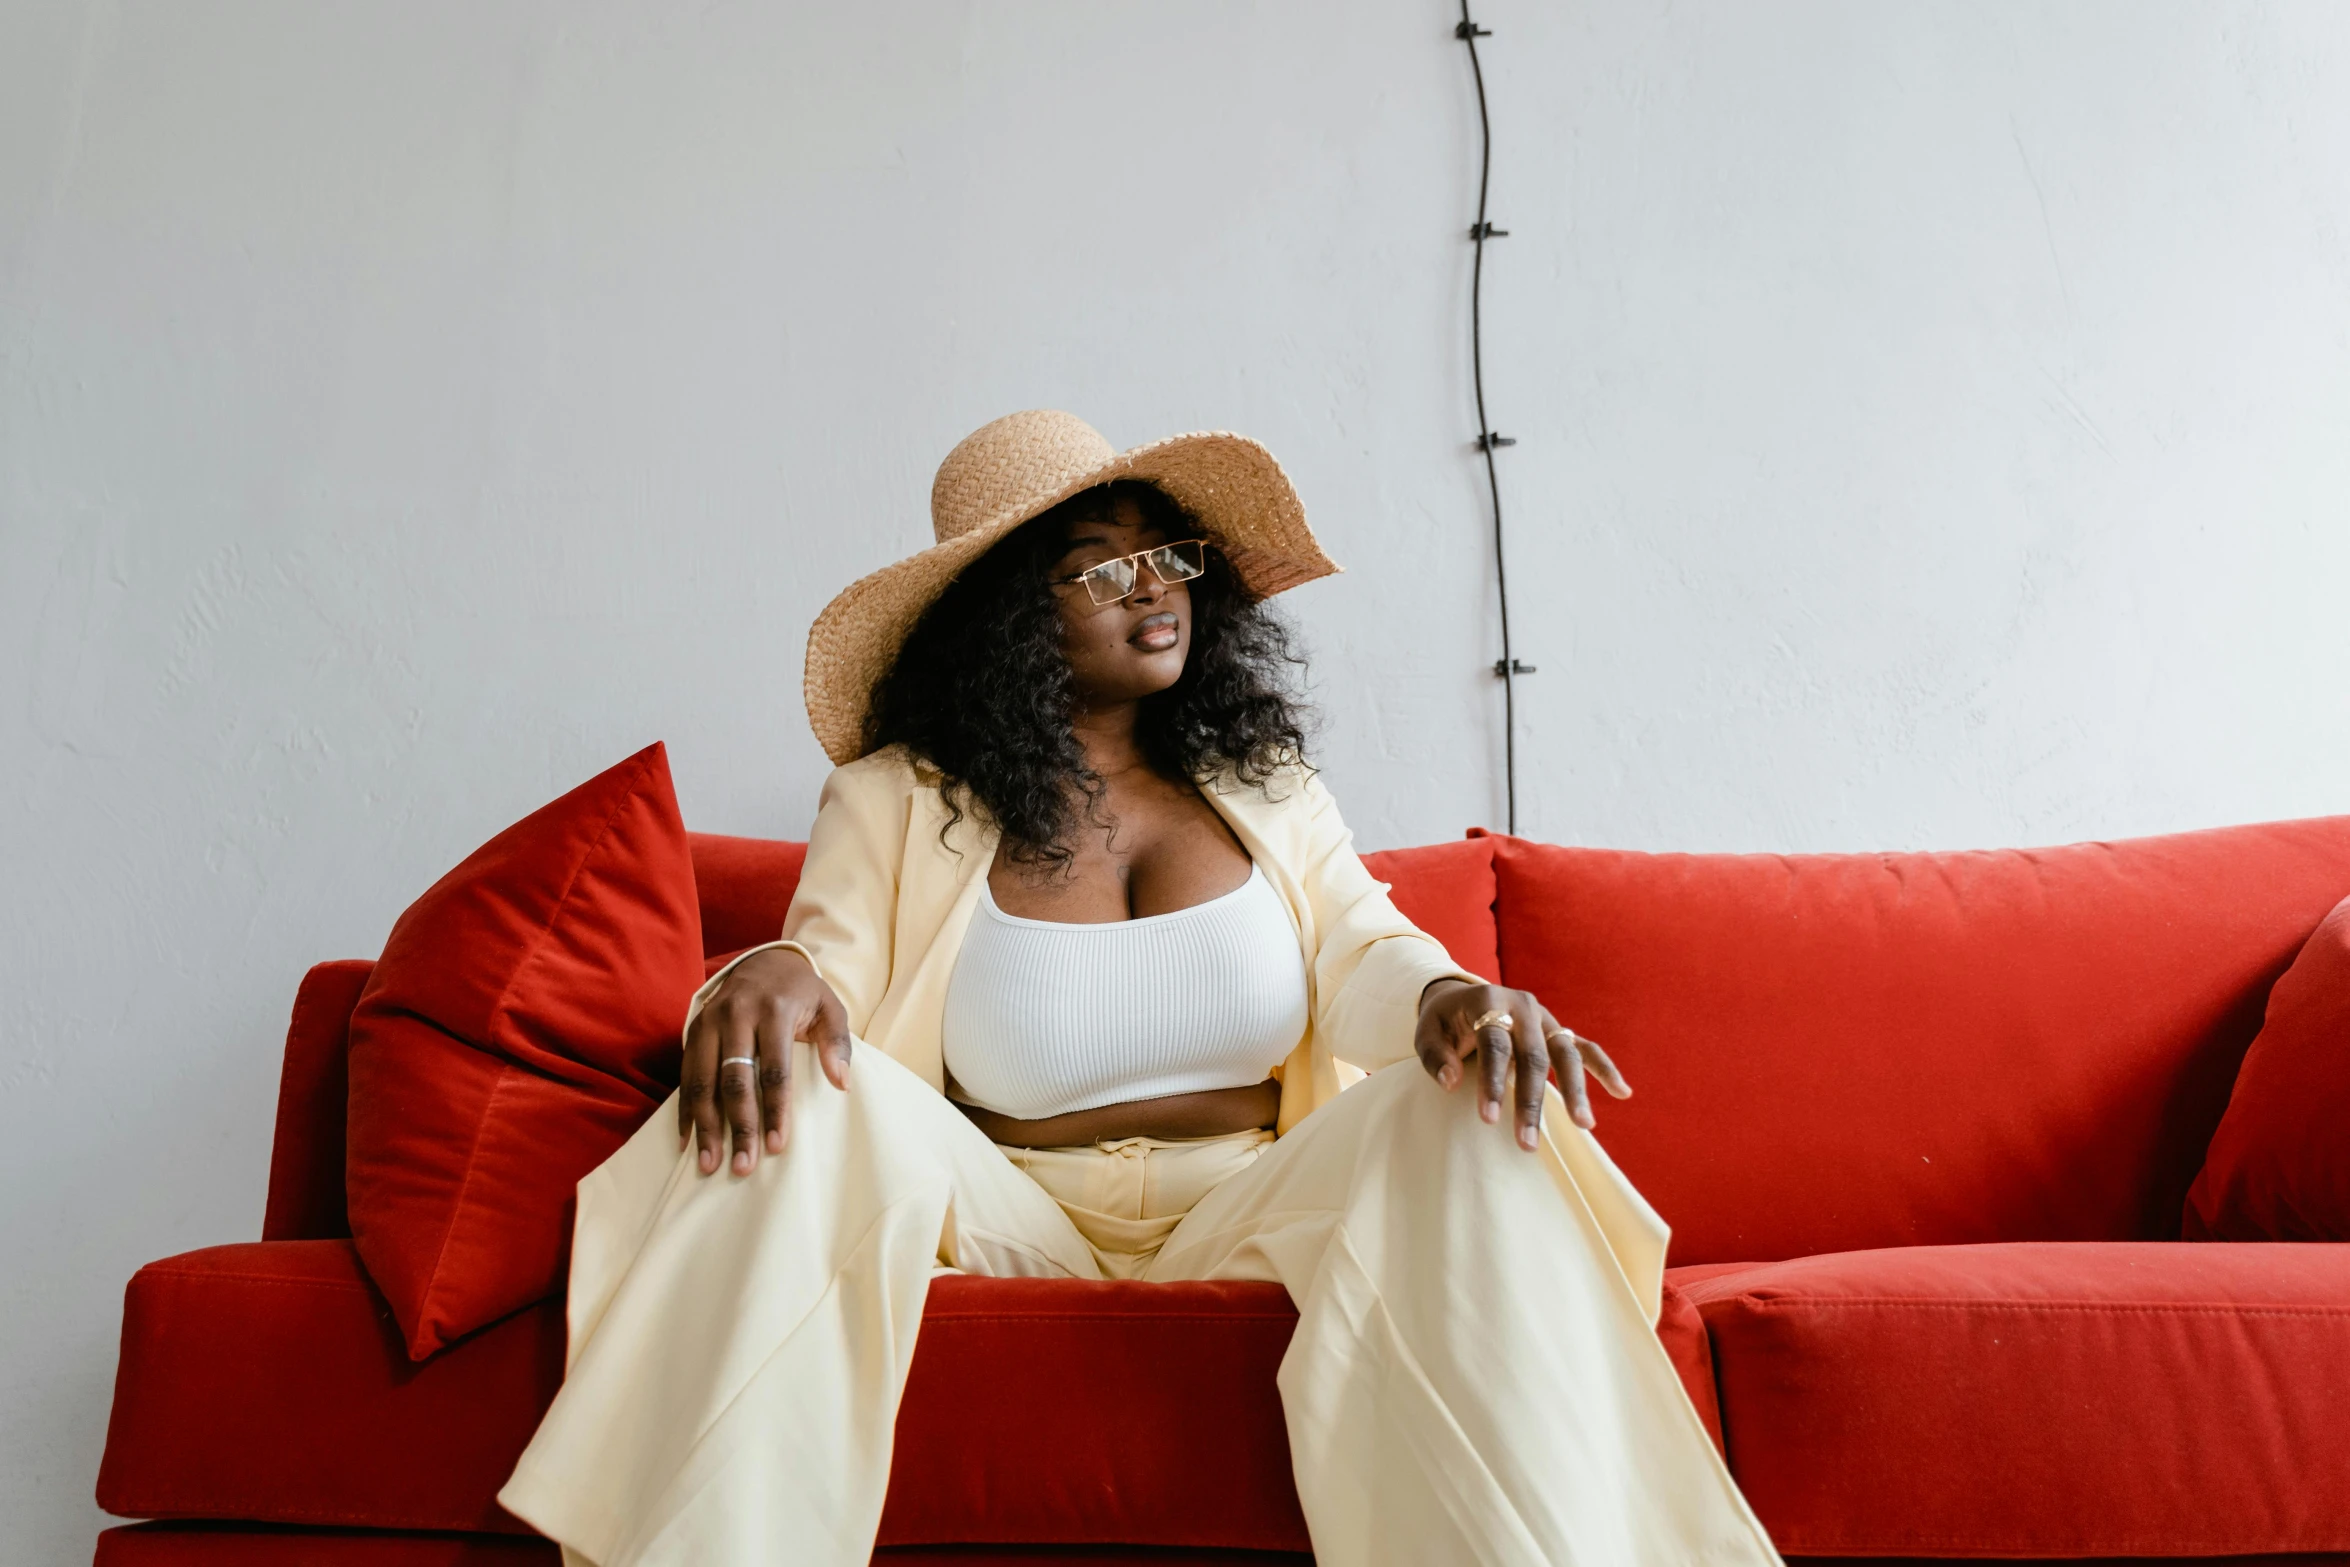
[497,410,1783,1567]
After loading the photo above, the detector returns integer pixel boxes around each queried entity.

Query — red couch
[96,820,2350,1565]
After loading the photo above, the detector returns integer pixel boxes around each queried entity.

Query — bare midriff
[953,1077,1281,1148]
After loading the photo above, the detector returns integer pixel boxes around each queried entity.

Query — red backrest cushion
[688,832,808,959]
[346,743,703,1358]
[1361,837,1501,981]
[1492,817,2350,1264]
[2185,893,2350,1241]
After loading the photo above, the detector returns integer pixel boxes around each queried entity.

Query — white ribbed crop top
[941,864,1310,1122]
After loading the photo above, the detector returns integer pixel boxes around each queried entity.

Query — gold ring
[1469,1008,1515,1033]
[1545,1029,1577,1047]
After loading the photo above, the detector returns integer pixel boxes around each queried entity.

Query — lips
[1129,613,1181,652]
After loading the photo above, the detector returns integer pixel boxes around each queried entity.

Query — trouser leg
[499,1040,1095,1567]
[1150,1061,1783,1567]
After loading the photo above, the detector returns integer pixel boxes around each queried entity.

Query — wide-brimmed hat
[803,409,1340,765]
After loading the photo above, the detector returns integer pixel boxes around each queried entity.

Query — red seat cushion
[97,1243,561,1534]
[1490,820,2350,1262]
[99,1242,1722,1549]
[346,744,704,1359]
[2187,893,2350,1241]
[1681,1241,2350,1557]
[97,1243,1311,1549]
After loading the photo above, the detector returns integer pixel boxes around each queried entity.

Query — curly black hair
[864,479,1313,869]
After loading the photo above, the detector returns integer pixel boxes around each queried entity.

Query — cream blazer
[695,748,1477,1136]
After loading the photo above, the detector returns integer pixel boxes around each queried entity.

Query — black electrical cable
[1456,2,1529,833]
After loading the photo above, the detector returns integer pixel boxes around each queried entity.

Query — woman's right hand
[680,947,851,1176]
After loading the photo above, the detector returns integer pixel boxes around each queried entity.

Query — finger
[1508,998,1551,1149]
[756,998,794,1156]
[1543,1030,1584,1131]
[1577,1033,1633,1099]
[1477,999,1511,1125]
[1415,1003,1469,1091]
[1553,1023,1594,1130]
[720,1009,762,1175]
[810,991,853,1091]
[679,1007,711,1140]
[683,1009,727,1175]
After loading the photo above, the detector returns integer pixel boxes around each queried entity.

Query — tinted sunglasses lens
[1149,541,1205,582]
[1081,558,1137,604]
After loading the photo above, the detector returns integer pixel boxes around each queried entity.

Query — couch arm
[261,961,373,1241]
[96,1241,559,1533]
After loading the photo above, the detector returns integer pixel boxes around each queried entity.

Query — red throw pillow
[347,743,702,1358]
[2185,893,2350,1241]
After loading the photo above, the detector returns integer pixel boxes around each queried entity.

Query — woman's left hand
[1415,979,1632,1150]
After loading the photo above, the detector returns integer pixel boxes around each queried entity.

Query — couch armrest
[261,962,373,1241]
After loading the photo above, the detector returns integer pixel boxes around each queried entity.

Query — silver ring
[1469,1008,1515,1034]
[718,1055,757,1072]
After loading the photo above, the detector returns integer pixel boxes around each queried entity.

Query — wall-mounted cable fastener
[1476,432,1517,450]
[1494,658,1539,677]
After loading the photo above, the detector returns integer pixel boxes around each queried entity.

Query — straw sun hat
[802,409,1342,765]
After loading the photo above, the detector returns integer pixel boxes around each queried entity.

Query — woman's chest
[989,778,1252,923]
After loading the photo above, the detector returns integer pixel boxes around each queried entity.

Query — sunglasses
[1051,539,1208,606]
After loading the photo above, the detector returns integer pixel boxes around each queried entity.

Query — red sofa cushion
[1361,837,1501,980]
[97,1242,561,1533]
[1682,1241,2350,1558]
[346,744,704,1359]
[2187,893,2350,1242]
[98,1241,1721,1549]
[689,831,809,956]
[1490,819,2350,1262]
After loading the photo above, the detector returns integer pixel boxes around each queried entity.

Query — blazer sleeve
[1290,769,1478,1071]
[683,755,909,1041]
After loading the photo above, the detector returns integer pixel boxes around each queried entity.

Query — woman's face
[1048,494,1192,709]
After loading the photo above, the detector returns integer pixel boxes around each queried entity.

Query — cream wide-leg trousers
[497,1042,1784,1567]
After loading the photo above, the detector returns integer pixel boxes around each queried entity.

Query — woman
[499,411,1782,1567]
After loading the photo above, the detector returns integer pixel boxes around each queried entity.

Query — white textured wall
[6,1,2348,1556]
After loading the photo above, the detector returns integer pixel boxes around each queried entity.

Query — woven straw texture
[803,410,1339,765]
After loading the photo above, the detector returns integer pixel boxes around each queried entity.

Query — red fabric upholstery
[98,1243,557,1534]
[2187,893,2350,1242]
[346,745,704,1358]
[1683,1242,2350,1557]
[1490,818,2350,1263]
[97,1242,1723,1550]
[687,831,807,957]
[95,1527,558,1566]
[262,961,371,1242]
[878,1277,1309,1551]
[1360,837,1501,980]
[1653,1277,1725,1457]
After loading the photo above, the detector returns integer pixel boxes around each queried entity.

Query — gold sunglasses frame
[1051,539,1209,606]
